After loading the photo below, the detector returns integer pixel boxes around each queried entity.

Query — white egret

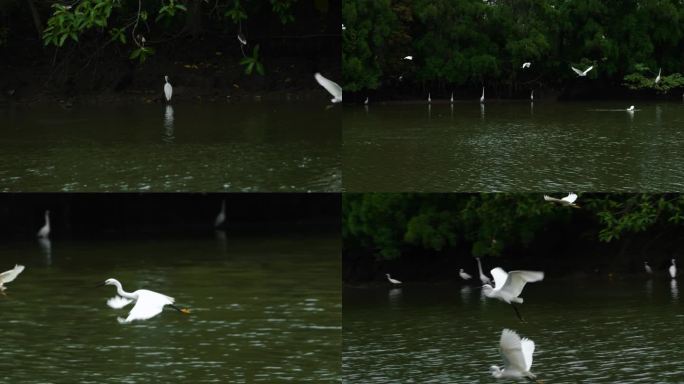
[482,267,544,321]
[101,278,190,324]
[364,97,369,105]
[655,68,661,84]
[670,259,677,279]
[427,93,431,104]
[0,265,25,292]
[215,200,226,228]
[626,105,635,112]
[459,269,472,280]
[450,92,454,104]
[37,210,50,238]
[314,73,342,104]
[403,56,413,60]
[644,262,653,274]
[543,193,579,208]
[530,90,534,101]
[480,87,485,103]
[571,65,594,77]
[237,32,247,46]
[163,75,173,102]
[386,273,402,285]
[342,24,346,31]
[475,257,491,285]
[490,328,538,381]
[521,62,531,69]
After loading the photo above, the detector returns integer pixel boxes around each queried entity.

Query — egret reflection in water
[163,105,175,142]
[37,237,52,265]
[671,279,678,300]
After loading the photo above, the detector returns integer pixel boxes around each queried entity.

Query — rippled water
[343,279,684,383]
[343,101,684,191]
[0,102,340,192]
[0,233,340,382]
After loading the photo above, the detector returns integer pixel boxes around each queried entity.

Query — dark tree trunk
[26,0,43,39]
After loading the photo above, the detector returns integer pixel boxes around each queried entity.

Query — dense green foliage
[342,0,684,94]
[343,193,684,260]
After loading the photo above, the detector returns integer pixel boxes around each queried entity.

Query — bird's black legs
[512,303,526,322]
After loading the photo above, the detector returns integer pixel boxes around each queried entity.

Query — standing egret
[37,210,50,238]
[480,87,485,103]
[163,75,173,102]
[215,200,226,228]
[530,90,534,101]
[543,193,579,208]
[427,93,431,104]
[342,24,346,31]
[403,56,413,60]
[237,32,247,46]
[364,97,369,105]
[670,259,677,279]
[0,265,25,292]
[482,267,544,321]
[644,262,653,274]
[386,273,402,285]
[490,328,538,381]
[314,73,342,104]
[655,68,661,84]
[459,269,472,281]
[626,105,635,112]
[475,257,492,285]
[521,62,531,69]
[101,278,190,324]
[571,65,594,77]
[450,92,454,104]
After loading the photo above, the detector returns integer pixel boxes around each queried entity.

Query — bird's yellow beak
[180,308,191,314]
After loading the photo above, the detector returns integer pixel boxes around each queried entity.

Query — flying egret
[364,97,369,105]
[571,65,594,77]
[459,269,472,280]
[670,259,677,279]
[314,73,342,104]
[482,267,544,321]
[655,68,661,84]
[450,92,454,104]
[403,56,413,60]
[0,265,25,292]
[237,32,247,46]
[37,210,50,238]
[215,200,226,228]
[521,62,531,69]
[490,328,538,381]
[530,90,534,101]
[163,75,173,102]
[386,273,402,285]
[101,278,190,324]
[427,93,431,104]
[480,87,485,103]
[644,262,653,274]
[475,257,492,285]
[543,193,579,208]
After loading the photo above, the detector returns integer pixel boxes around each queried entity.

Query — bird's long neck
[113,280,136,299]
[44,212,50,229]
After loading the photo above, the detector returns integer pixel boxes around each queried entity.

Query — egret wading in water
[655,68,661,84]
[475,257,491,285]
[37,210,50,238]
[482,267,544,322]
[314,73,342,104]
[215,200,226,228]
[571,65,594,77]
[543,193,579,208]
[490,328,539,382]
[480,87,485,103]
[386,273,402,285]
[0,265,25,293]
[450,92,454,104]
[644,262,653,274]
[364,97,369,105]
[459,269,472,280]
[100,278,190,324]
[530,90,534,101]
[670,259,677,279]
[163,76,173,102]
[427,93,431,104]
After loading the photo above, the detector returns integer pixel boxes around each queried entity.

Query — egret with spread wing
[543,193,579,208]
[571,65,593,77]
[482,267,544,321]
[490,328,538,381]
[101,278,190,324]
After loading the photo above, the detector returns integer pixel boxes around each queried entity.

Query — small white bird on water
[101,278,190,324]
[644,262,653,274]
[314,73,342,104]
[459,269,472,280]
[670,259,677,279]
[490,328,538,381]
[403,56,413,60]
[0,265,25,293]
[655,68,661,84]
[543,193,579,208]
[571,65,594,77]
[37,210,50,238]
[386,273,402,285]
[521,62,531,69]
[480,87,485,103]
[482,267,544,321]
[215,200,226,228]
[475,257,491,285]
[164,75,173,102]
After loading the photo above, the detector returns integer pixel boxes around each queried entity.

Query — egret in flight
[670,259,677,279]
[480,87,485,103]
[571,65,594,77]
[100,278,190,324]
[314,73,342,104]
[644,262,652,274]
[386,273,402,285]
[0,265,25,293]
[475,257,491,285]
[543,193,579,208]
[482,267,544,321]
[459,269,472,280]
[490,328,538,381]
[655,68,661,84]
[215,200,226,228]
[163,75,173,102]
[521,62,531,69]
[37,210,50,238]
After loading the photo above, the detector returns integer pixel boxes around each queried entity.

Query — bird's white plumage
[0,264,25,289]
[364,97,369,105]
[403,56,413,60]
[314,73,342,103]
[237,33,247,46]
[494,328,536,379]
[530,90,534,101]
[571,65,593,77]
[459,269,472,280]
[644,262,653,274]
[670,259,677,279]
[488,267,544,303]
[521,62,531,69]
[476,257,491,285]
[626,105,635,111]
[450,92,454,103]
[164,75,173,102]
[103,278,181,324]
[427,93,431,103]
[386,273,402,285]
[480,87,485,103]
[107,296,133,309]
[544,193,578,207]
[37,210,50,238]
[215,200,226,227]
[655,68,661,84]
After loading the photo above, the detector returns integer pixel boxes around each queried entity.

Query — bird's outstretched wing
[583,66,594,75]
[314,73,342,101]
[0,265,25,284]
[562,193,578,204]
[122,290,174,323]
[107,296,133,309]
[543,195,562,203]
[571,66,584,76]
[490,267,509,290]
[500,329,527,372]
[521,337,535,371]
[501,270,544,298]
